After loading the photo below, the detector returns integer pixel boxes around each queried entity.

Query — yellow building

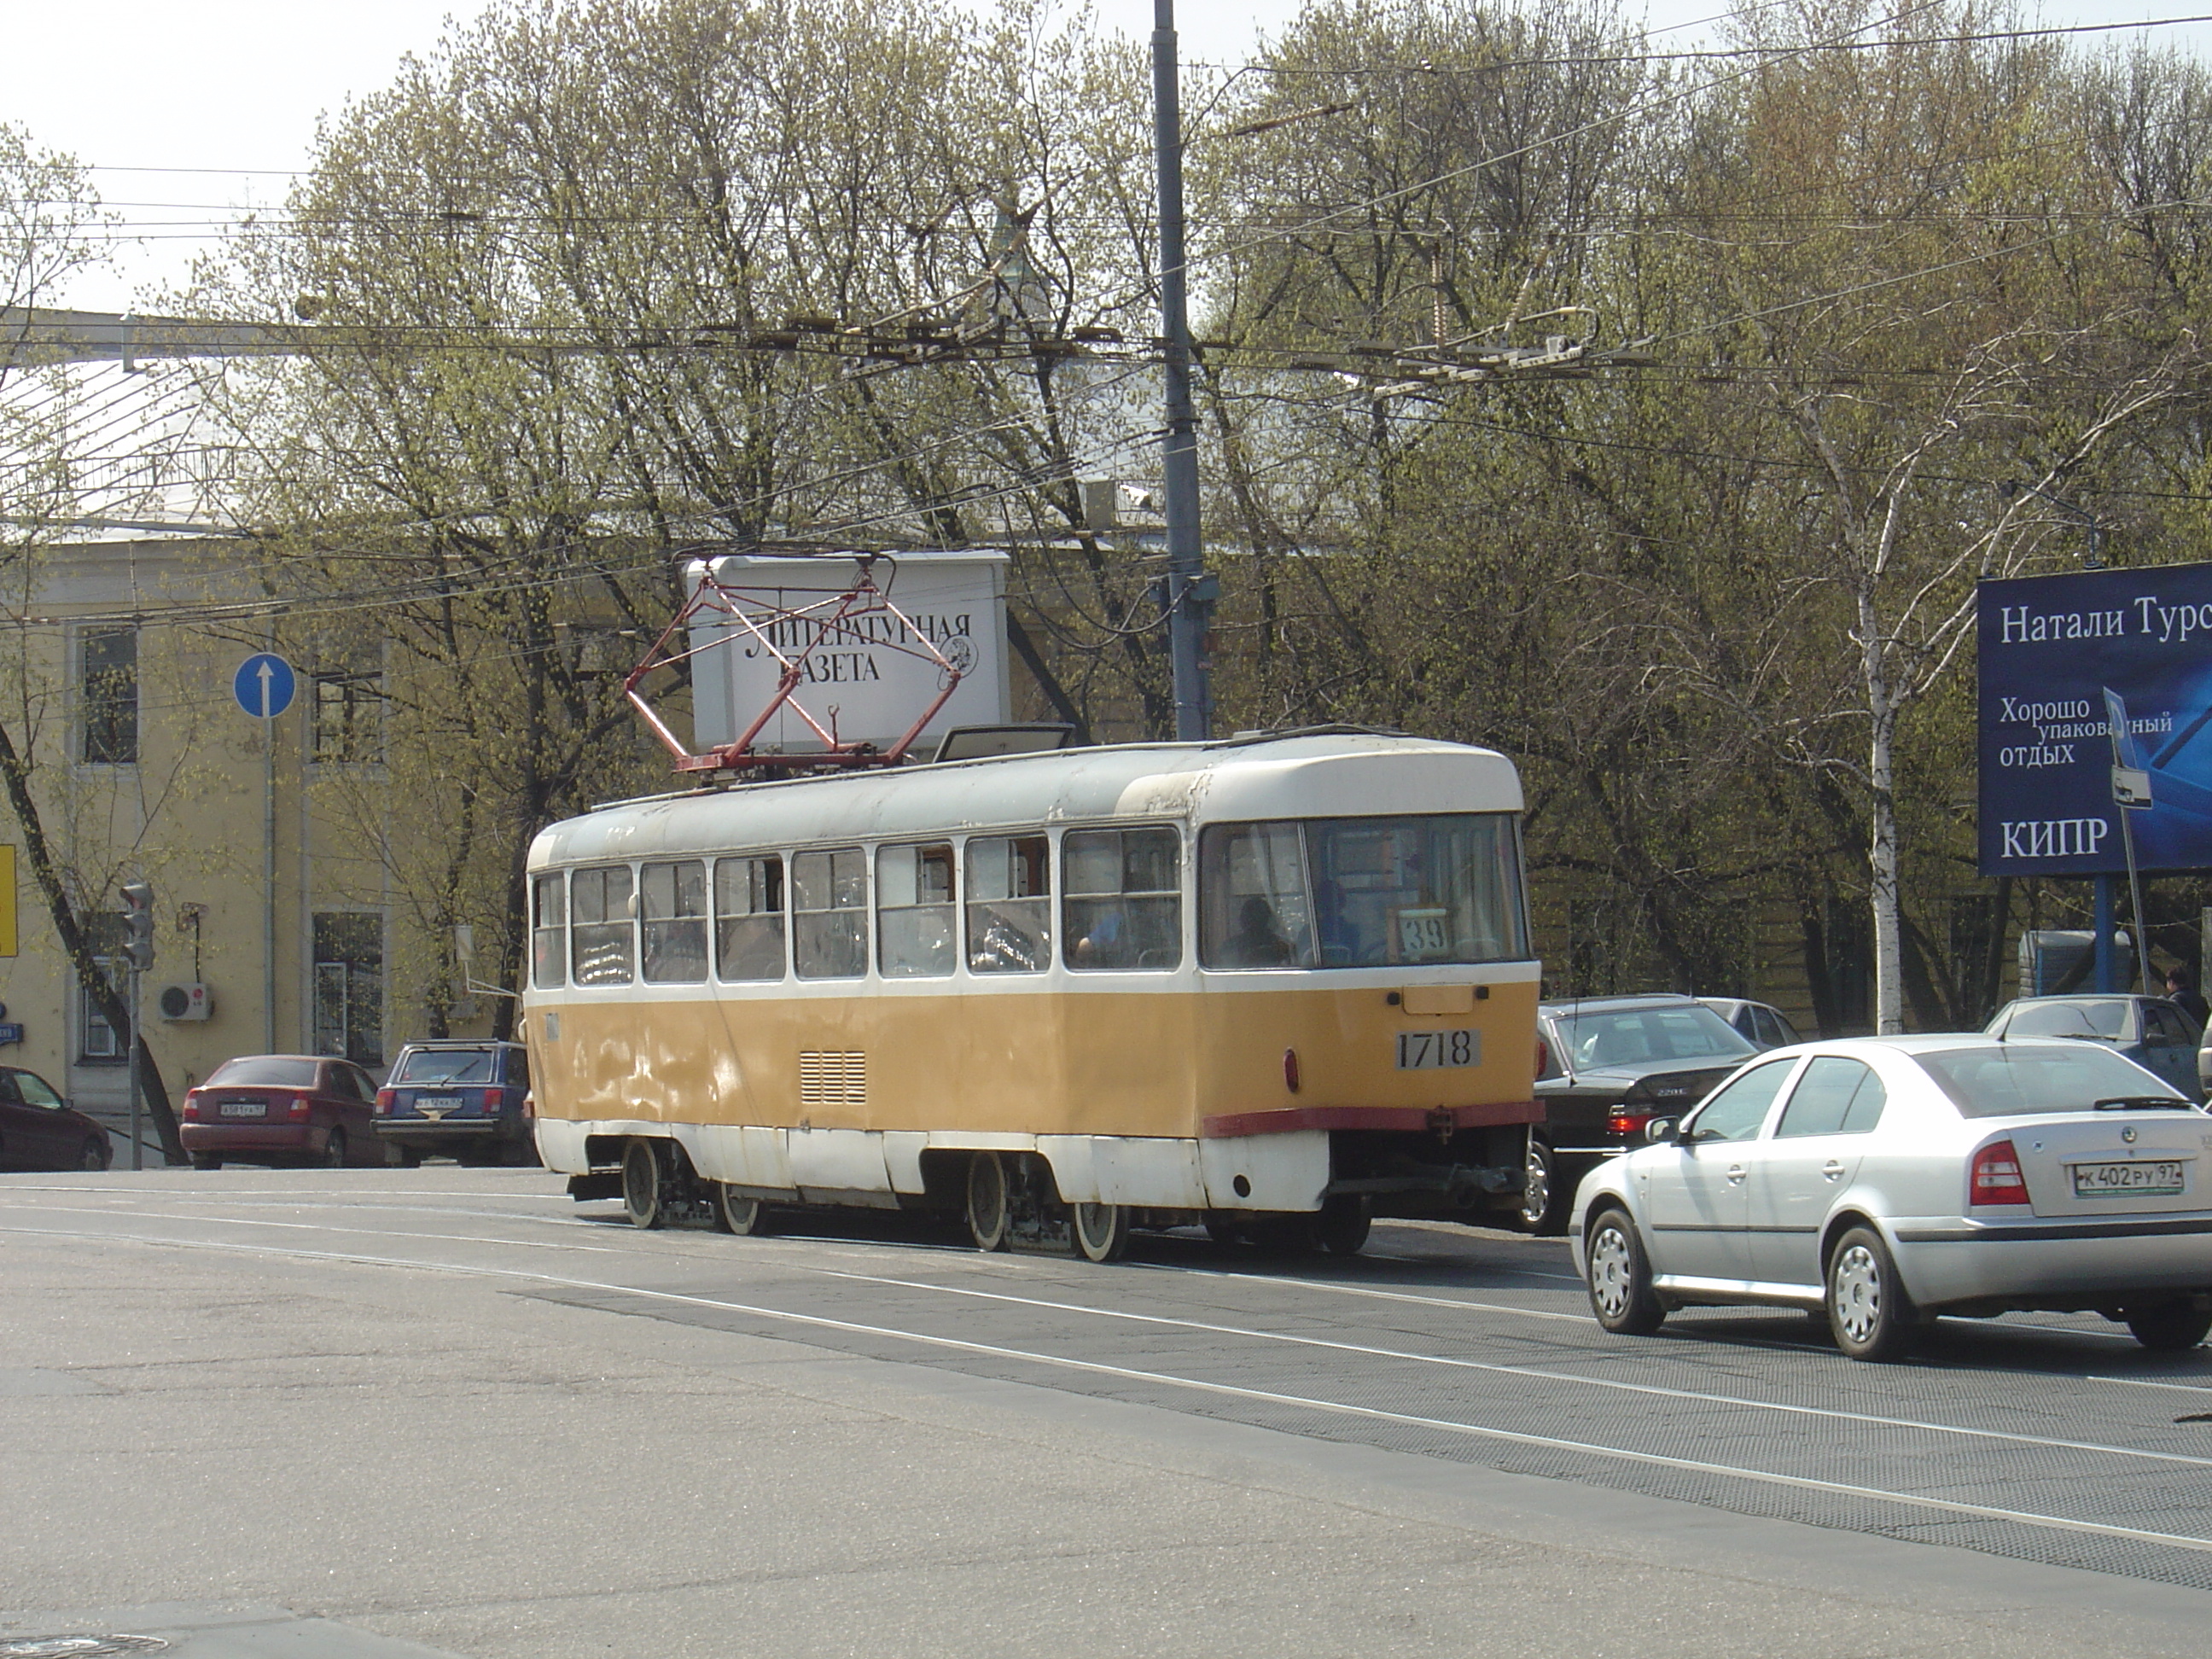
[0,534,523,1152]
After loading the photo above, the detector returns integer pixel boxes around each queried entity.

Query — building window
[312,911,385,1065]
[311,667,385,765]
[79,626,138,764]
[77,914,126,1061]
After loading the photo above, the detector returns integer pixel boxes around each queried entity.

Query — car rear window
[393,1049,499,1085]
[2004,1000,2130,1039]
[1916,1045,2190,1118]
[207,1057,321,1088]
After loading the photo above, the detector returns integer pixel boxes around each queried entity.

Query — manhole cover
[1,1639,169,1656]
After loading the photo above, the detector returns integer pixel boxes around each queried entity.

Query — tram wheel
[715,1183,770,1236]
[622,1139,665,1230]
[966,1152,1010,1251]
[1070,1201,1131,1263]
[1317,1198,1371,1256]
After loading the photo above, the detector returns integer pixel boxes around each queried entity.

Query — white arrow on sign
[258,659,275,719]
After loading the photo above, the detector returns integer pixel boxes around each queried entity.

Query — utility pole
[1153,0,1212,742]
[119,880,155,1171]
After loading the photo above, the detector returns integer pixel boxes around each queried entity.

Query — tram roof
[529,730,1522,868]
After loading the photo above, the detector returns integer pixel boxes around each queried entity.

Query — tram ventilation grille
[799,1050,868,1110]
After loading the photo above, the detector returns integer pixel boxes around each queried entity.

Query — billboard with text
[1979,562,2212,876]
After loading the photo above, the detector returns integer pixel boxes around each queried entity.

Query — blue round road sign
[234,653,296,719]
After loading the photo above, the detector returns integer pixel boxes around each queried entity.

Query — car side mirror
[1644,1117,1679,1145]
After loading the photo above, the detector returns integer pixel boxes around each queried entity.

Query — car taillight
[1609,1106,1656,1138]
[521,1092,536,1121]
[1534,1038,1551,1077]
[182,1089,201,1121]
[483,1087,504,1110]
[1970,1139,2030,1206]
[288,1095,312,1121]
[374,1089,393,1115]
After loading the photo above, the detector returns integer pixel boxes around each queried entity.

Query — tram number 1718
[1396,1029,1481,1070]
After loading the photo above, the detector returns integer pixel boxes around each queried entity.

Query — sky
[5,1,2211,311]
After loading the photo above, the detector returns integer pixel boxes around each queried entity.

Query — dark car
[181,1055,385,1169]
[374,1040,536,1166]
[1698,996,1804,1052]
[0,1065,113,1172]
[1984,994,2203,1101]
[1522,993,1759,1233]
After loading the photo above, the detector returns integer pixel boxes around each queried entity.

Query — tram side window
[531,874,567,988]
[714,854,785,981]
[640,859,708,984]
[1062,826,1182,972]
[878,842,957,978]
[570,864,636,986]
[967,835,1050,974]
[1197,823,1315,969]
[794,847,868,979]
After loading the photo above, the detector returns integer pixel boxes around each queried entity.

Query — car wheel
[715,1183,770,1237]
[1584,1208,1666,1335]
[191,1152,221,1172]
[81,1139,110,1173]
[2125,1300,2212,1351]
[1517,1132,1569,1236]
[323,1129,347,1168]
[965,1152,1009,1251]
[1825,1225,1918,1361]
[622,1139,665,1230]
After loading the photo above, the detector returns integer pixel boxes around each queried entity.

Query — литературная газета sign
[1979,562,2212,876]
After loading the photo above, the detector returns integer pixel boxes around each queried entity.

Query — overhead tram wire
[1185,12,2212,75]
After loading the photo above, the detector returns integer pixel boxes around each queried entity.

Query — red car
[0,1065,113,1171]
[181,1055,385,1169]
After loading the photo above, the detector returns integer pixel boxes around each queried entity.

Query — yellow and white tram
[522,730,1541,1259]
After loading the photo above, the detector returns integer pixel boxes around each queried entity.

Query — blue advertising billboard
[1979,562,2212,876]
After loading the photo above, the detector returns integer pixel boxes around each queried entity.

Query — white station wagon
[1571,1035,2212,1360]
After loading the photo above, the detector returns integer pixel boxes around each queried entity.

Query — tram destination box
[686,550,1011,755]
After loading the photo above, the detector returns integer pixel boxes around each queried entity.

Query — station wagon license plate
[2071,1160,2185,1198]
[218,1101,266,1118]
[415,1095,460,1117]
[1396,1029,1480,1070]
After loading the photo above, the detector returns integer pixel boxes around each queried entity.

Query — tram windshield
[1198,813,1528,969]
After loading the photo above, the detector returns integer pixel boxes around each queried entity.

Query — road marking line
[809,1267,2212,1470]
[3,1218,2207,1557]
[2090,1375,2212,1396]
[0,1202,633,1254]
[1126,1261,1597,1322]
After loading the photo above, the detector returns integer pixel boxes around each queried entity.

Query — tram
[522,729,1541,1259]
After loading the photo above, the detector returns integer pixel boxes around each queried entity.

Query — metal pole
[1153,0,1211,742]
[263,652,276,1053]
[2120,807,2149,995]
[128,962,143,1170]
[2093,874,2116,993]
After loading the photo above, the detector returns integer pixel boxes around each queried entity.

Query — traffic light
[119,880,155,972]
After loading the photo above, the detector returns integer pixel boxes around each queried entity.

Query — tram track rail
[7,1184,2212,1591]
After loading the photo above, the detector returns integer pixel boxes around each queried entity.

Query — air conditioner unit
[158,983,213,1022]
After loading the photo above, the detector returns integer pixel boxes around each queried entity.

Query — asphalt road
[5,1167,2212,1658]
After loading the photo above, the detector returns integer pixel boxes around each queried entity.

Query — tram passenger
[1222,895,1296,968]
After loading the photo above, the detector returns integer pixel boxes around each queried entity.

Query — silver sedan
[1570,1035,2212,1360]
